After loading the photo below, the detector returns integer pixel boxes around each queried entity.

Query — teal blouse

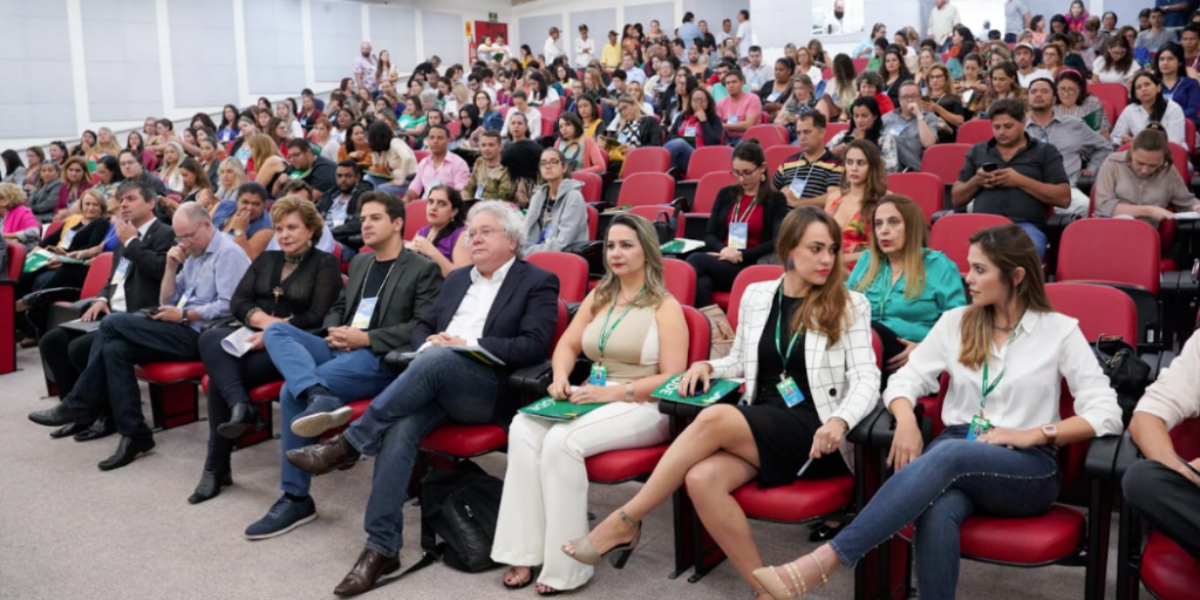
[847,249,967,343]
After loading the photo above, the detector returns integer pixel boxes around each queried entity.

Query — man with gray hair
[29,200,250,471]
[285,200,561,596]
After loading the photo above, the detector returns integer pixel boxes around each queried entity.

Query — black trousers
[65,313,201,440]
[40,327,96,398]
[871,321,907,390]
[687,252,747,308]
[197,327,281,473]
[1123,459,1200,560]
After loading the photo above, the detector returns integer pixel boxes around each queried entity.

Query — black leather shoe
[334,548,401,597]
[49,421,90,439]
[98,436,156,471]
[29,403,94,427]
[74,416,116,442]
[216,403,261,440]
[188,470,233,504]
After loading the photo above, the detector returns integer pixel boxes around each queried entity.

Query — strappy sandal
[561,508,642,568]
[502,566,534,589]
[751,554,830,600]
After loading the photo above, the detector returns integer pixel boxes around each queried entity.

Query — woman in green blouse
[847,194,966,381]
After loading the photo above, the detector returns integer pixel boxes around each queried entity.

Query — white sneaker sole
[244,512,317,540]
[290,406,354,438]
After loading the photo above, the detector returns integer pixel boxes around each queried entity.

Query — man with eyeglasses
[29,202,250,471]
[881,81,939,172]
[284,201,559,596]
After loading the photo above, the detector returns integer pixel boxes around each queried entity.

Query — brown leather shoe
[333,548,400,597]
[285,434,360,476]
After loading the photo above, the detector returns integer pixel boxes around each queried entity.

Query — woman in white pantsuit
[491,213,689,594]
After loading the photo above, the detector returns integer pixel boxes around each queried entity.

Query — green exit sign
[488,12,497,22]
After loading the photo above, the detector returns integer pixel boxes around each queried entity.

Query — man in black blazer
[244,191,443,541]
[286,200,560,596]
[39,179,173,441]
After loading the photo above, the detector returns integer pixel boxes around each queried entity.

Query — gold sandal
[751,554,830,600]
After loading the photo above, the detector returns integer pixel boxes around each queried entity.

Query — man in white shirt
[716,19,733,48]
[744,46,771,92]
[928,0,961,51]
[733,10,753,59]
[1013,43,1052,87]
[544,27,565,65]
[573,25,594,69]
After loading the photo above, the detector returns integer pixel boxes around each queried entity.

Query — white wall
[0,0,512,152]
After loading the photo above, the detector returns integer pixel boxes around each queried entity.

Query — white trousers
[490,401,669,590]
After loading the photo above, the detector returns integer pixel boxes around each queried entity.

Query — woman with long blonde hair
[248,134,287,193]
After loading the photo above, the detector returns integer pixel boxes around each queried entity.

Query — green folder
[23,249,55,273]
[659,238,706,254]
[518,396,604,422]
[651,374,742,407]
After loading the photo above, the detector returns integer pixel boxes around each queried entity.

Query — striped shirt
[772,149,844,201]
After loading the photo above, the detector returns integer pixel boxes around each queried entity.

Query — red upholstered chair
[852,58,870,72]
[585,204,599,240]
[413,150,430,163]
[526,252,589,304]
[765,145,798,179]
[824,122,849,145]
[928,213,1012,274]
[920,143,973,188]
[683,146,733,181]
[621,147,671,176]
[201,377,280,448]
[584,305,711,484]
[886,172,944,224]
[715,265,784,327]
[955,119,992,145]
[1090,82,1129,115]
[616,172,677,208]
[1056,218,1161,346]
[404,199,429,242]
[134,361,207,430]
[540,105,561,125]
[678,171,737,240]
[0,242,25,374]
[628,204,675,225]
[663,258,697,307]
[571,171,604,204]
[743,124,788,148]
[446,121,461,138]
[1046,283,1139,343]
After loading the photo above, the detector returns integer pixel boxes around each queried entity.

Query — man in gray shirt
[1137,8,1179,51]
[881,82,938,172]
[1024,78,1110,214]
[1005,0,1031,42]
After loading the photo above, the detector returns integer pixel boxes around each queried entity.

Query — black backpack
[413,460,504,573]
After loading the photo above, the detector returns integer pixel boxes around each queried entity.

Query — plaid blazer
[707,278,881,470]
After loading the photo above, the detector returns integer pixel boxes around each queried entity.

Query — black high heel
[808,521,846,542]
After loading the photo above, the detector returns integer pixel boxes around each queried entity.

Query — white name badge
[789,177,809,198]
[351,296,378,330]
[728,222,749,250]
[177,284,196,309]
[727,115,739,124]
[475,184,484,198]
[767,92,781,103]
[617,132,630,145]
[62,228,78,246]
[111,258,131,285]
[427,178,442,189]
[683,125,697,137]
[890,124,907,137]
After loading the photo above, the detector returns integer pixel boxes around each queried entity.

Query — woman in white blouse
[1112,71,1186,148]
[753,224,1123,599]
[1091,36,1138,85]
[562,207,881,600]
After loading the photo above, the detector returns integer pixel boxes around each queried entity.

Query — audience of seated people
[5,8,1200,596]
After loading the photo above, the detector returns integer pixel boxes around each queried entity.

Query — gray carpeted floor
[0,347,1129,599]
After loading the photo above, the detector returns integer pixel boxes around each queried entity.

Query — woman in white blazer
[754,224,1123,599]
[562,207,881,600]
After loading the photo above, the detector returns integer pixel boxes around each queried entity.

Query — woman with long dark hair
[664,87,723,173]
[2,149,25,185]
[826,96,899,173]
[825,139,891,263]
[217,104,240,143]
[878,48,913,106]
[1112,70,1185,147]
[1092,35,1137,84]
[1154,42,1200,128]
[405,185,470,276]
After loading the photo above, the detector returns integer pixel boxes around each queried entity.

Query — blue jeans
[364,174,407,197]
[342,347,500,557]
[664,138,696,173]
[829,425,1060,600]
[1016,222,1047,259]
[263,322,395,497]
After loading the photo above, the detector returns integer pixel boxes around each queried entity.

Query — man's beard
[835,10,844,20]
[362,51,370,58]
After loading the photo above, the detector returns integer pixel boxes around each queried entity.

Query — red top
[727,193,764,249]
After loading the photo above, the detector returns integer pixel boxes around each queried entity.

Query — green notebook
[518,396,604,422]
[659,238,706,254]
[651,374,742,407]
[21,248,83,272]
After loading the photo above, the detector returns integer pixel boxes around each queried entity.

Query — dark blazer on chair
[97,219,174,312]
[327,247,443,355]
[412,259,560,422]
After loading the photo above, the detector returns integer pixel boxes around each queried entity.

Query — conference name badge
[351,297,378,330]
[966,415,992,441]
[728,222,748,250]
[777,376,805,407]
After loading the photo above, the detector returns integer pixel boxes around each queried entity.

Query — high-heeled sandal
[752,554,830,600]
[561,508,641,568]
[501,566,534,589]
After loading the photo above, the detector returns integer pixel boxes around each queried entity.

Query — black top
[883,74,913,106]
[301,155,338,195]
[703,185,788,264]
[933,95,969,144]
[231,248,343,330]
[356,257,395,328]
[958,133,1069,226]
[755,292,816,414]
[41,217,111,253]
[757,80,794,107]
[667,111,724,147]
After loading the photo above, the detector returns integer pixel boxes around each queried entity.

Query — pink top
[716,92,763,137]
[408,152,471,198]
[2,204,39,235]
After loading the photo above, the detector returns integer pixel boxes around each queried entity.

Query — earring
[786,258,795,270]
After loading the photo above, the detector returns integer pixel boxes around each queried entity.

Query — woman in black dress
[189,195,343,504]
[563,207,881,600]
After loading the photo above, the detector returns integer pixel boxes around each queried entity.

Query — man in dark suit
[38,179,173,441]
[244,191,443,541]
[286,200,560,596]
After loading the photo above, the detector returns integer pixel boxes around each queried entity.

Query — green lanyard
[730,194,757,224]
[774,286,801,379]
[597,286,645,362]
[979,316,1023,417]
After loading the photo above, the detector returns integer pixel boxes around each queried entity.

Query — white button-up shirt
[574,37,595,68]
[544,37,565,64]
[109,219,155,313]
[444,257,515,346]
[884,307,1123,437]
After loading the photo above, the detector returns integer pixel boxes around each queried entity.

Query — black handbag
[415,460,504,573]
[1092,335,1151,422]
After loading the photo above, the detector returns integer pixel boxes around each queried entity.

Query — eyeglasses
[540,160,562,167]
[466,227,503,240]
[731,167,760,178]
[174,228,203,244]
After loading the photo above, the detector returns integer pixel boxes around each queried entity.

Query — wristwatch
[232,229,246,238]
[1041,424,1059,446]
[625,382,635,401]
[179,310,190,326]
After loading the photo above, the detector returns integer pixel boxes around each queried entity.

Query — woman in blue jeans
[753,224,1124,600]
